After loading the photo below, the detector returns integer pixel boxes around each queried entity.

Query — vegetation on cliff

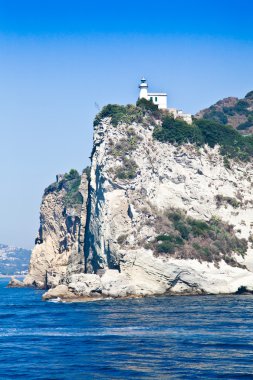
[153,116,203,145]
[153,116,253,161]
[108,126,141,181]
[94,99,162,128]
[109,127,142,158]
[44,169,83,207]
[114,158,138,180]
[95,102,253,162]
[94,104,145,127]
[146,209,247,267]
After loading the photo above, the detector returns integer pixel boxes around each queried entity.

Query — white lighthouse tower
[139,77,148,99]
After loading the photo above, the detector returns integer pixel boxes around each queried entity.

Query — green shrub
[64,190,83,207]
[115,158,138,180]
[82,166,91,181]
[136,98,162,119]
[196,119,242,151]
[156,234,173,242]
[44,169,83,207]
[167,210,190,239]
[167,210,183,223]
[94,104,144,127]
[157,240,176,254]
[223,106,236,116]
[223,156,231,169]
[249,234,253,248]
[136,97,158,112]
[204,110,228,125]
[156,234,184,245]
[245,91,253,99]
[237,120,253,131]
[187,219,210,237]
[62,173,82,207]
[153,116,203,145]
[117,234,128,244]
[215,194,240,208]
[94,104,127,127]
[234,100,250,115]
[174,222,190,240]
[192,244,213,262]
[63,169,80,181]
[44,182,58,195]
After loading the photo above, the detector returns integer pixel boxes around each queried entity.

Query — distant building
[138,78,192,124]
[167,108,193,125]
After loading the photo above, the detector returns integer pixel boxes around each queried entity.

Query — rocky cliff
[23,103,253,299]
[24,170,88,289]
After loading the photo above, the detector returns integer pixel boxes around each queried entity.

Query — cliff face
[24,171,88,289]
[25,106,253,299]
[82,117,253,296]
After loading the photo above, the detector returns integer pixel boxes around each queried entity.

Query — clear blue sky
[1,0,253,248]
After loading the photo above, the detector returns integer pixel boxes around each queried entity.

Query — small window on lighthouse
[155,97,158,102]
[150,97,153,101]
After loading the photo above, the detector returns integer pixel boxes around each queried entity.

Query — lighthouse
[138,78,167,109]
[139,77,148,99]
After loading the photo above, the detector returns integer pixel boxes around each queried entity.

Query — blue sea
[1,278,253,379]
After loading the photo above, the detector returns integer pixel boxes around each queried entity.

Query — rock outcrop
[22,105,253,300]
[8,276,26,288]
[24,170,88,289]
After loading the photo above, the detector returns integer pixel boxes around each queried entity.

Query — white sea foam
[0,325,242,338]
[48,297,62,303]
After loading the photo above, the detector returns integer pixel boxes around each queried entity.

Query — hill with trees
[195,91,253,135]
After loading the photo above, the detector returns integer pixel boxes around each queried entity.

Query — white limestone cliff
[24,113,253,299]
[77,117,253,298]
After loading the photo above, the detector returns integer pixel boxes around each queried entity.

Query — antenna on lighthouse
[94,102,100,111]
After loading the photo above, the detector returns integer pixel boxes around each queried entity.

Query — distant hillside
[0,244,31,275]
[195,91,253,134]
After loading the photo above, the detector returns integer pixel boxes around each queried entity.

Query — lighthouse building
[139,78,167,109]
[138,78,192,124]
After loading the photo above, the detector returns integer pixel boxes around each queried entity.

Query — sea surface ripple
[1,278,253,379]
